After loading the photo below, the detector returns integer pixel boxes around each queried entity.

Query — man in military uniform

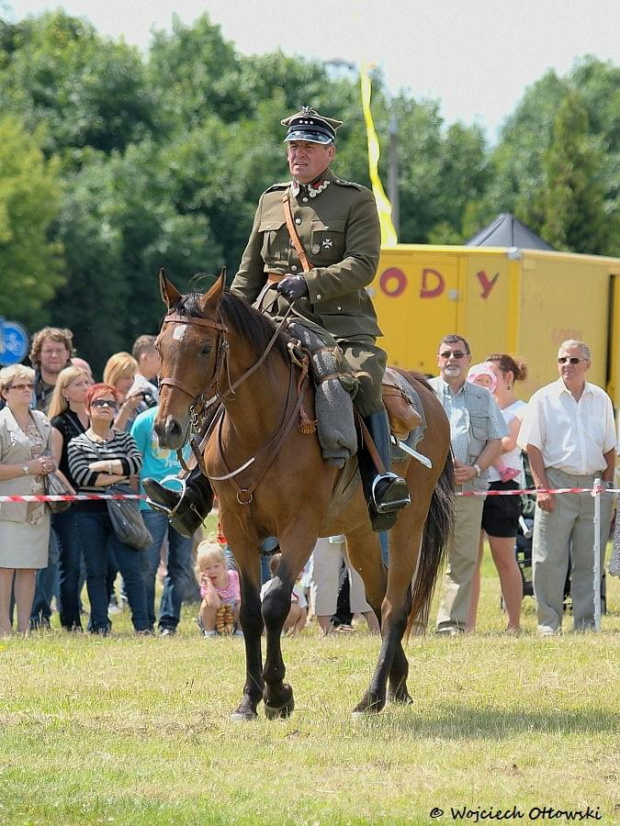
[147,107,410,534]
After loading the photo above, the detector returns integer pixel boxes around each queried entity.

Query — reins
[160,300,312,500]
[160,304,295,407]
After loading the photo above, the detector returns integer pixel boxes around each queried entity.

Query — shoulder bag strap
[282,189,313,273]
[65,411,85,439]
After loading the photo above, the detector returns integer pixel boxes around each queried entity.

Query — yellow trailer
[369,245,620,406]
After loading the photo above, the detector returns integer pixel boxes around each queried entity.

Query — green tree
[50,140,223,373]
[477,57,620,251]
[0,11,159,159]
[526,92,612,254]
[0,116,63,326]
[147,13,243,129]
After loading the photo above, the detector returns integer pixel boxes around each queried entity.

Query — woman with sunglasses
[48,366,92,631]
[68,383,150,635]
[0,365,55,635]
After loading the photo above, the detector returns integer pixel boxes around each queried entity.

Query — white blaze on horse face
[172,325,187,342]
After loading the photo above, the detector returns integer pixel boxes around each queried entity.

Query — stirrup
[145,475,187,518]
[371,473,411,514]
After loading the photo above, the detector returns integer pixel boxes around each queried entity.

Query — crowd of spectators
[0,325,617,638]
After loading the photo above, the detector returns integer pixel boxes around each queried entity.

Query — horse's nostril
[155,416,184,449]
[166,418,182,438]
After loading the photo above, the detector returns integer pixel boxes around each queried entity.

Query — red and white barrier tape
[457,485,617,497]
[0,493,146,503]
[0,486,616,504]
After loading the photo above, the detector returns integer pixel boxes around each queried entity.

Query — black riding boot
[359,410,411,532]
[143,467,214,538]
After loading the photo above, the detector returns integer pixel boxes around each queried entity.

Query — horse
[154,269,454,720]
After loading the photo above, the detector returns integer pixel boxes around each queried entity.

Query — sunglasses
[91,399,118,410]
[558,356,587,365]
[9,383,35,391]
[439,350,468,360]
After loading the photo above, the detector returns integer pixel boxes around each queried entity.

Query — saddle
[286,320,423,467]
[382,368,422,440]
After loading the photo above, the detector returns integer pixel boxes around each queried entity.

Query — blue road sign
[0,318,29,366]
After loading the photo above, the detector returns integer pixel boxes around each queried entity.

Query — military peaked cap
[281,106,343,144]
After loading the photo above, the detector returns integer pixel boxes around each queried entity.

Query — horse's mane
[173,289,291,363]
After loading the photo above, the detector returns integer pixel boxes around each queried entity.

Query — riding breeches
[337,335,386,417]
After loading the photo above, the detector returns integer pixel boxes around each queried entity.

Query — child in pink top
[467,363,520,483]
[195,541,241,637]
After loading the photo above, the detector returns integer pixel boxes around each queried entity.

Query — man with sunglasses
[429,334,507,635]
[518,339,616,634]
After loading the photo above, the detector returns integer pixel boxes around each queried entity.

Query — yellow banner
[360,65,398,246]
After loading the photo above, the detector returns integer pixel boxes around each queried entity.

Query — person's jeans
[142,510,193,630]
[76,509,150,633]
[53,509,83,629]
[30,528,60,626]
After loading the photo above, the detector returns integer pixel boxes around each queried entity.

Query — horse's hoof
[230,709,258,722]
[230,699,259,722]
[352,694,385,716]
[388,688,413,705]
[264,696,295,720]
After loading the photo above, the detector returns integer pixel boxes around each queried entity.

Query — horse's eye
[201,342,212,355]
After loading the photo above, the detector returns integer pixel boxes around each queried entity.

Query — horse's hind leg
[349,511,425,715]
[345,524,392,714]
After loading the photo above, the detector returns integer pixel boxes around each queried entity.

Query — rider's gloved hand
[276,275,309,303]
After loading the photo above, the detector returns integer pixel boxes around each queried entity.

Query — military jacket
[230,168,382,339]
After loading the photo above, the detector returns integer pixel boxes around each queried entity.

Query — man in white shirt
[518,339,616,634]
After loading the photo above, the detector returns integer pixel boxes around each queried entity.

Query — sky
[7,0,620,141]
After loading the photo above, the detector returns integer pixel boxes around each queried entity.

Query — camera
[141,390,158,409]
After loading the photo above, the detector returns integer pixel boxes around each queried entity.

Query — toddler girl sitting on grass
[195,540,241,637]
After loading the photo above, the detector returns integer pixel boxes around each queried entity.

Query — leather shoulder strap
[282,190,312,273]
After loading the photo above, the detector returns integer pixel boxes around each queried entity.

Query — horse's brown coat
[154,269,454,718]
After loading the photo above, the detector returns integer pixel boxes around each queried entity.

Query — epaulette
[264,182,290,193]
[332,177,365,191]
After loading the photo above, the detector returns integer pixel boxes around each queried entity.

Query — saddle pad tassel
[296,353,317,435]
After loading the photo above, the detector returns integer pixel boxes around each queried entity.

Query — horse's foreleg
[261,534,315,719]
[231,571,265,721]
[261,576,295,719]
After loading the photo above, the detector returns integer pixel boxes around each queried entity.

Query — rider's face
[287,141,334,184]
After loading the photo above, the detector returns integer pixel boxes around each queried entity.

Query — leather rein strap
[160,304,309,498]
[160,309,293,404]
[209,359,310,504]
[282,190,313,273]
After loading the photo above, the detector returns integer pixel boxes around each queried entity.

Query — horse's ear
[201,267,226,314]
[159,268,182,309]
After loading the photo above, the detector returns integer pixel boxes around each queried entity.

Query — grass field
[1,529,619,825]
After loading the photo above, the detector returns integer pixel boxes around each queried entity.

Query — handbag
[105,483,153,551]
[44,470,73,514]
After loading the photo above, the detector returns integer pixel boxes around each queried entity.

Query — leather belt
[267,273,286,284]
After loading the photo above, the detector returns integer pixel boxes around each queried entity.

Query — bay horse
[154,269,454,720]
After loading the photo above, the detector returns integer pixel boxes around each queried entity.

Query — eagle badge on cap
[281,106,344,145]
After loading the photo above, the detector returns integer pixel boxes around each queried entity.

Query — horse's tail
[407,449,455,636]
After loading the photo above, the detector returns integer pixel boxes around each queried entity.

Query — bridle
[159,312,229,427]
[159,303,310,502]
[160,304,296,425]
